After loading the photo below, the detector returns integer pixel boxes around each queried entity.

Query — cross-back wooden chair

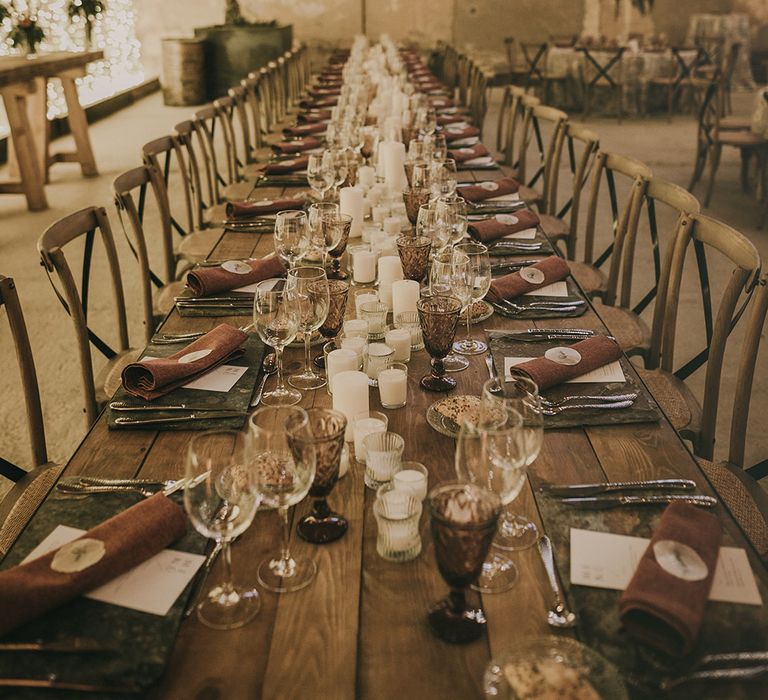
[193,103,236,203]
[112,165,188,332]
[0,275,62,555]
[456,53,471,107]
[468,67,489,138]
[540,122,599,256]
[38,207,142,427]
[502,37,529,86]
[214,94,255,201]
[520,42,569,105]
[567,150,652,300]
[647,47,703,121]
[506,93,539,182]
[637,213,761,458]
[496,85,527,155]
[442,44,459,95]
[578,46,626,122]
[689,80,768,207]
[242,75,266,152]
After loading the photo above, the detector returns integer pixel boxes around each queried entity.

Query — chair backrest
[456,53,471,106]
[549,122,599,256]
[228,85,253,166]
[496,85,527,155]
[694,32,726,71]
[468,67,489,136]
[242,75,266,151]
[503,36,516,66]
[37,206,130,426]
[657,213,761,459]
[194,104,235,200]
[512,94,541,182]
[258,65,278,132]
[112,165,173,344]
[0,275,47,468]
[579,47,626,88]
[520,42,549,87]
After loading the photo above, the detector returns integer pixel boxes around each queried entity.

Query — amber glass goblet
[396,235,432,282]
[402,187,431,227]
[428,482,501,644]
[313,280,350,369]
[295,408,349,544]
[416,295,462,392]
[327,213,353,280]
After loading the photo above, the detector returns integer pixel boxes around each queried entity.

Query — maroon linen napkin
[469,210,540,243]
[442,125,481,142]
[186,255,286,297]
[264,156,310,174]
[298,110,332,124]
[459,176,520,202]
[308,86,341,98]
[226,197,304,218]
[487,256,569,302]
[283,123,326,137]
[122,324,249,400]
[437,113,469,126]
[0,494,187,637]
[271,137,322,155]
[447,143,490,163]
[299,97,338,109]
[509,335,623,391]
[619,502,722,657]
[429,97,455,109]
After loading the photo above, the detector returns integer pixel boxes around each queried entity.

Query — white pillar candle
[353,249,377,284]
[332,370,370,441]
[378,255,404,285]
[327,349,359,395]
[358,165,376,188]
[378,281,393,310]
[340,186,365,239]
[385,328,411,362]
[381,141,407,191]
[372,204,389,225]
[344,318,370,337]
[354,416,387,463]
[339,444,350,478]
[383,216,401,235]
[367,187,382,207]
[391,280,420,321]
[340,336,367,367]
[393,466,428,501]
[378,366,407,408]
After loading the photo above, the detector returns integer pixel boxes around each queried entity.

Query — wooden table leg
[0,82,48,211]
[51,68,98,178]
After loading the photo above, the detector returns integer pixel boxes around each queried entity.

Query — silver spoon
[250,353,277,407]
[537,535,577,628]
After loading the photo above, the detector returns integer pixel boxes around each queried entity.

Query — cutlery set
[56,475,200,498]
[539,479,717,509]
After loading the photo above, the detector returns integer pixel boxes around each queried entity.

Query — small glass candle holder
[344,318,369,338]
[377,362,408,409]
[393,462,429,501]
[360,301,389,340]
[365,343,393,386]
[374,484,422,562]
[384,328,412,362]
[363,431,404,489]
[350,245,377,286]
[395,311,424,351]
[339,334,367,369]
[353,410,388,464]
[354,291,379,319]
[325,342,359,396]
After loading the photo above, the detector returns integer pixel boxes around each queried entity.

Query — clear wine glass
[481,376,544,550]
[429,249,470,373]
[287,266,330,391]
[274,210,310,269]
[253,279,302,406]
[307,151,334,201]
[184,430,261,629]
[308,202,344,269]
[431,158,457,199]
[330,148,349,199]
[249,406,317,593]
[455,407,528,593]
[453,241,491,355]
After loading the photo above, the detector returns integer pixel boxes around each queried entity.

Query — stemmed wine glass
[326,213,353,280]
[287,266,330,391]
[249,406,317,593]
[427,482,502,644]
[455,407,528,593]
[430,158,457,198]
[313,280,349,369]
[429,250,471,373]
[452,241,491,355]
[329,148,349,199]
[274,210,310,269]
[307,152,334,201]
[416,295,463,392]
[295,408,349,544]
[253,279,301,406]
[481,376,544,550]
[360,126,379,164]
[308,202,343,269]
[184,430,261,629]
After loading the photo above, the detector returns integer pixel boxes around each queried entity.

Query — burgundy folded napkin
[437,113,469,126]
[442,125,481,142]
[447,143,490,163]
[317,77,342,86]
[0,494,187,637]
[308,86,341,98]
[509,334,622,391]
[226,197,304,218]
[619,502,722,657]
[122,324,249,400]
[429,97,455,109]
[299,97,338,109]
[487,256,569,302]
[272,137,322,155]
[437,106,472,116]
[469,210,540,243]
[265,156,310,174]
[460,176,520,202]
[298,109,332,124]
[187,255,286,298]
[283,123,326,137]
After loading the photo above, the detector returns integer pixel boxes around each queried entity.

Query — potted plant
[67,0,106,49]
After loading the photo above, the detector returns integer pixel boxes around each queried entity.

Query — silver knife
[561,494,717,509]
[0,677,140,693]
[0,638,115,653]
[540,479,697,497]
[662,664,768,690]
[114,411,246,426]
[486,328,596,338]
[110,401,245,413]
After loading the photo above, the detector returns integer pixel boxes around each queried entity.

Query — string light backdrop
[0,0,144,124]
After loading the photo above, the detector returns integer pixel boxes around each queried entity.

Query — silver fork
[540,393,638,408]
[542,400,635,415]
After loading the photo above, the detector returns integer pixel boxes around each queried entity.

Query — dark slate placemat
[487,277,588,321]
[488,332,659,429]
[175,291,254,318]
[486,233,554,257]
[0,492,208,699]
[107,333,264,431]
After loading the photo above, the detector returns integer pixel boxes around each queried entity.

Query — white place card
[504,356,626,383]
[234,275,280,294]
[141,357,248,394]
[504,227,538,240]
[464,156,495,166]
[450,137,479,146]
[522,281,569,297]
[23,525,206,616]
[569,528,762,606]
[486,192,521,202]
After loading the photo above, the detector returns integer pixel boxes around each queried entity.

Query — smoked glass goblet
[416,295,462,392]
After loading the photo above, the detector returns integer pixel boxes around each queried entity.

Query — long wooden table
[10,167,768,698]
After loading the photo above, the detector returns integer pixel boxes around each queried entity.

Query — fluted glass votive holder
[395,311,424,351]
[374,483,422,562]
[360,301,389,340]
[363,431,405,489]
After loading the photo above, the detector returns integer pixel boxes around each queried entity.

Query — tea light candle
[327,349,359,394]
[378,255,404,285]
[378,364,407,408]
[365,343,393,384]
[385,328,411,362]
[340,186,365,238]
[393,463,428,501]
[354,413,388,463]
[361,301,388,336]
[332,370,370,441]
[374,488,422,561]
[353,249,377,284]
[340,335,367,367]
[391,279,420,321]
[383,216,401,235]
[372,204,389,225]
[358,165,376,188]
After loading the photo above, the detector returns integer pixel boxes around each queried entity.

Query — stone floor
[0,87,766,498]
